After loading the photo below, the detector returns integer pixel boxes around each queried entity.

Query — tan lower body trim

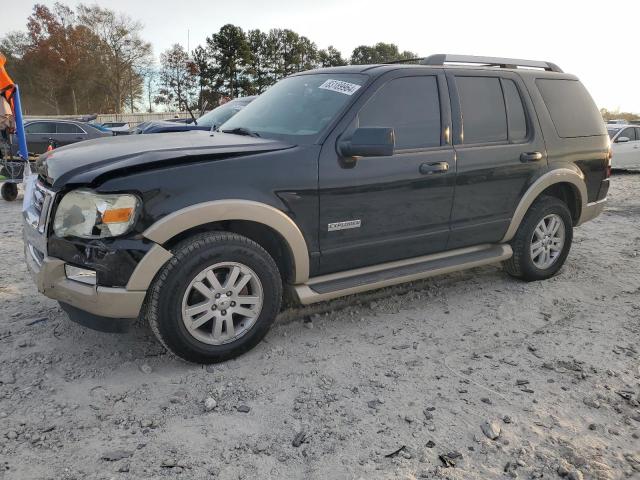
[578,198,606,225]
[294,244,512,305]
[27,255,145,318]
[142,199,310,283]
[501,168,588,243]
[126,244,173,291]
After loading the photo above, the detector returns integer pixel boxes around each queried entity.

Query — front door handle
[520,151,543,162]
[419,161,449,175]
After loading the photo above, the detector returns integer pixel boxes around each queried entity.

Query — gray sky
[4,0,639,112]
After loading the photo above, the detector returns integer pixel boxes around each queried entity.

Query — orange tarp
[0,53,16,111]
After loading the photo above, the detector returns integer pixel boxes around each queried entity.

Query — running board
[294,244,512,305]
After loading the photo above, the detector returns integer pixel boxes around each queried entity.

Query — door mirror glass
[339,127,395,157]
[616,136,630,143]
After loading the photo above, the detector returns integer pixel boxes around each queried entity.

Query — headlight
[53,190,140,239]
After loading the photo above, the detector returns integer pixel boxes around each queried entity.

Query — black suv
[23,54,610,363]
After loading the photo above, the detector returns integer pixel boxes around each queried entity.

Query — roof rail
[420,54,563,73]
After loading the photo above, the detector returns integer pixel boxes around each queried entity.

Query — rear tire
[503,195,573,281]
[147,232,282,364]
[1,183,18,201]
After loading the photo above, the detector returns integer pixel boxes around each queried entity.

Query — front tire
[503,196,573,281]
[1,183,18,201]
[147,232,282,364]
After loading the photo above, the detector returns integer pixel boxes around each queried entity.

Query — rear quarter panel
[522,72,609,202]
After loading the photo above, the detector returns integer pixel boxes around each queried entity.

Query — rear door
[318,70,456,274]
[55,122,88,147]
[446,70,547,248]
[24,121,58,154]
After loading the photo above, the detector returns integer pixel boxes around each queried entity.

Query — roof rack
[384,54,563,73]
[420,54,563,73]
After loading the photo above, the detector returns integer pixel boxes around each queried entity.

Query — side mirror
[616,136,630,143]
[339,127,395,157]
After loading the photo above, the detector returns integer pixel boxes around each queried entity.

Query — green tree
[318,46,346,67]
[155,44,197,111]
[206,24,251,98]
[245,29,272,94]
[350,42,418,65]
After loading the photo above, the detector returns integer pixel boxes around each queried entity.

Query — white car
[608,124,640,170]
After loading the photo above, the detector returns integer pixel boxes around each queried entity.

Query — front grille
[25,178,55,233]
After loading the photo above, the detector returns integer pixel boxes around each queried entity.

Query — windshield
[220,73,367,142]
[607,128,620,139]
[197,99,251,128]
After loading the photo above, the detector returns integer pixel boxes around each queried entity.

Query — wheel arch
[142,200,310,284]
[501,168,587,243]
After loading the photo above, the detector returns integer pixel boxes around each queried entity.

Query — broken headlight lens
[53,190,140,239]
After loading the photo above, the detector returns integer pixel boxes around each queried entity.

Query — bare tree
[78,5,152,114]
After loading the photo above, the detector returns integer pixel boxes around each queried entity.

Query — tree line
[0,3,417,115]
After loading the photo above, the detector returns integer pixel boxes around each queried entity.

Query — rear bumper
[25,250,146,319]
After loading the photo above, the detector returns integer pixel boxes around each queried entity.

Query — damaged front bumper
[25,249,146,319]
[22,176,172,331]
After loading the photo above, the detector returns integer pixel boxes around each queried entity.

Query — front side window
[25,122,57,134]
[456,76,508,144]
[618,127,636,141]
[357,76,441,149]
[221,73,367,143]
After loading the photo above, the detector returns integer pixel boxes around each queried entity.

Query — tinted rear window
[536,79,606,138]
[456,76,508,144]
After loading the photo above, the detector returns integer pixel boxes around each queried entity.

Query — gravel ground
[0,173,639,480]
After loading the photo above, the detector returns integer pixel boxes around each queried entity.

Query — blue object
[12,84,28,160]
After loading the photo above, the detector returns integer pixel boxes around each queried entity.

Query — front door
[318,72,456,275]
[24,121,58,154]
[613,127,639,168]
[446,71,547,248]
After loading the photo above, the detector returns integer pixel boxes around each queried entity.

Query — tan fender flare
[500,168,587,243]
[142,199,310,284]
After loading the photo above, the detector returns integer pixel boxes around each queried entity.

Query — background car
[608,124,640,170]
[100,121,131,135]
[133,97,256,134]
[22,119,112,154]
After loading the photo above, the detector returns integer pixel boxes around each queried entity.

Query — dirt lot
[0,173,639,480]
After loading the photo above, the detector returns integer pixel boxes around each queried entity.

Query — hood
[136,120,209,134]
[37,130,293,188]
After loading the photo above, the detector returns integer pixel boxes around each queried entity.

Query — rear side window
[456,76,507,144]
[502,79,527,141]
[56,123,84,134]
[358,76,441,149]
[536,79,606,138]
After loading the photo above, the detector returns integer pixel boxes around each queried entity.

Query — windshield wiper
[221,127,260,138]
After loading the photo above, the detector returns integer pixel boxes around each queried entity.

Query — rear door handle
[419,161,449,175]
[520,151,543,162]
